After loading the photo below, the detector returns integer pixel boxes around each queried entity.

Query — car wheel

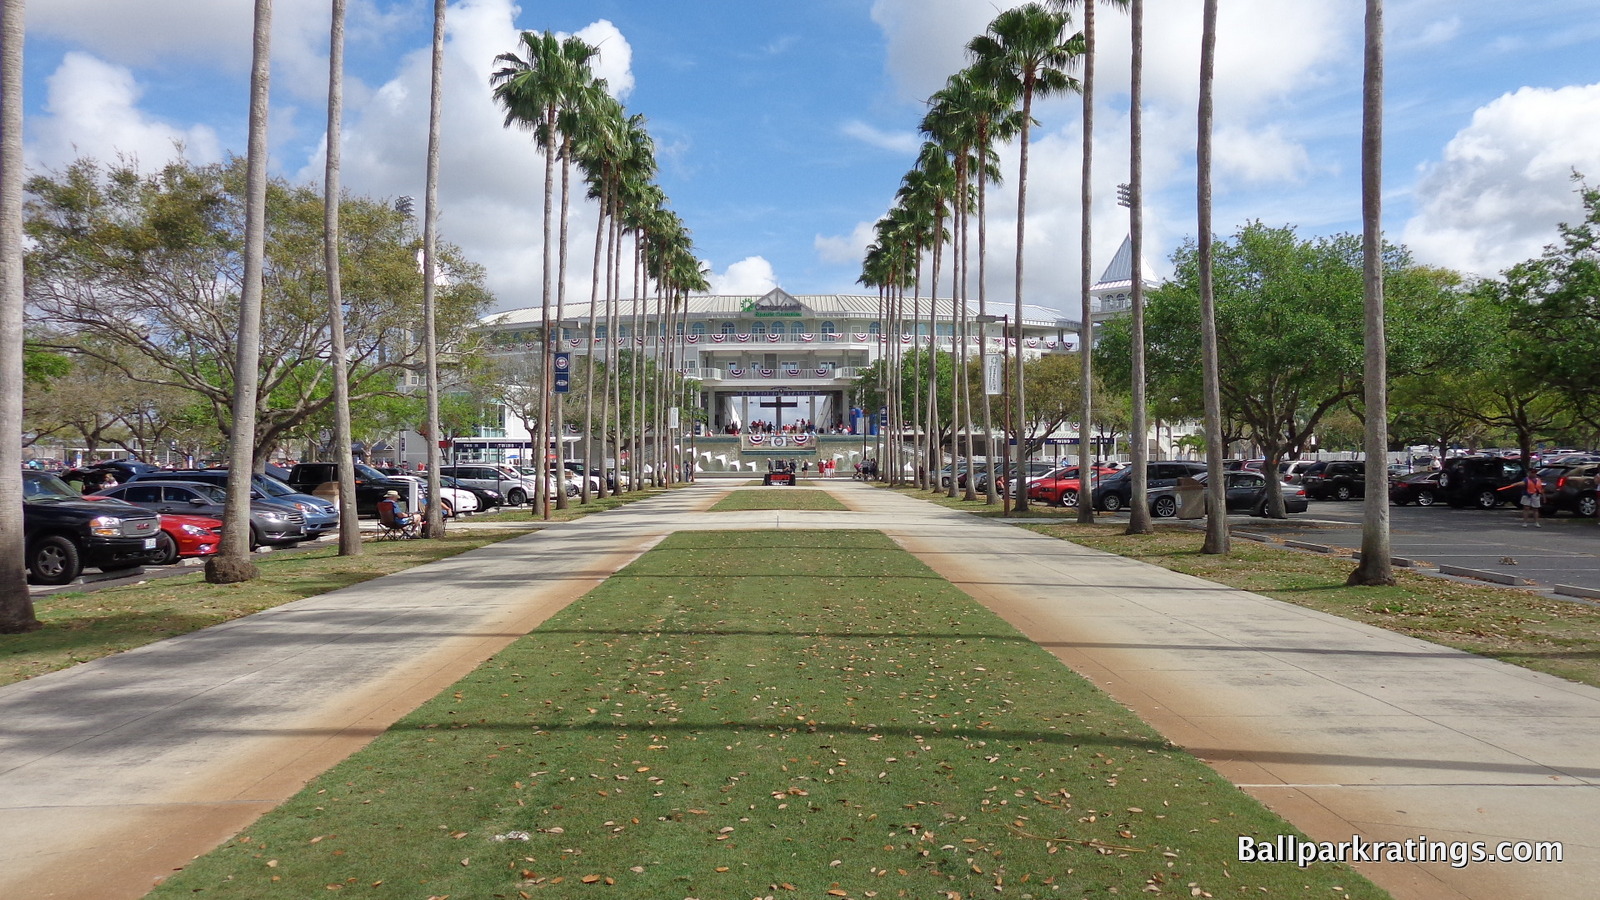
[1578,494,1599,518]
[566,484,579,497]
[249,524,262,551]
[1335,484,1353,501]
[1475,489,1499,510]
[1153,495,1177,518]
[152,531,179,566]
[507,488,527,506]
[1415,489,1436,507]
[27,535,82,586]
[1101,493,1124,512]
[1059,489,1078,508]
[1251,500,1268,517]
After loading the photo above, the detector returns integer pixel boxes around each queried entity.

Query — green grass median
[711,488,849,511]
[148,530,1383,900]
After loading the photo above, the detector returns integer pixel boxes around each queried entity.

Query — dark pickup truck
[23,470,163,585]
[286,462,416,517]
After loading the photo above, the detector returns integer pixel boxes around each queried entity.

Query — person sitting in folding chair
[376,489,417,539]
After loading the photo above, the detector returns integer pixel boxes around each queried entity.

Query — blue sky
[19,1,1600,316]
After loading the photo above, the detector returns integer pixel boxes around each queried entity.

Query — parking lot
[1098,500,1600,595]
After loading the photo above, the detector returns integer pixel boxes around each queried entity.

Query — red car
[154,513,223,565]
[1027,465,1118,507]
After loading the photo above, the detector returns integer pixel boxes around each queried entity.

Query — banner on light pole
[984,354,1002,395]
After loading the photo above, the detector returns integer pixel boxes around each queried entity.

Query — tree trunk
[421,0,446,538]
[1197,0,1229,554]
[1124,0,1155,535]
[325,0,362,557]
[0,0,40,628]
[1012,81,1033,513]
[1349,0,1394,585]
[1078,0,1099,525]
[207,0,272,584]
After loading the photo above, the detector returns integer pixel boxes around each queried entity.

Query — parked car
[152,513,224,565]
[1301,460,1366,500]
[440,475,503,510]
[286,462,419,516]
[379,473,478,516]
[1535,462,1600,517]
[22,471,164,584]
[1091,461,1208,512]
[1388,470,1446,507]
[130,469,338,538]
[92,480,308,548]
[440,464,545,506]
[972,460,1056,494]
[1146,470,1309,517]
[1027,465,1118,507]
[1440,456,1525,509]
[517,466,581,497]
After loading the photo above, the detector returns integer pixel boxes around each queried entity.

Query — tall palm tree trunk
[583,202,604,501]
[420,0,447,537]
[1011,80,1035,513]
[554,138,574,509]
[927,221,945,492]
[1077,0,1100,524]
[324,0,361,556]
[1197,0,1228,554]
[208,0,273,584]
[0,0,39,627]
[1124,0,1153,535]
[1350,0,1393,585]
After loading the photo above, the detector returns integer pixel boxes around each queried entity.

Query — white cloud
[569,19,635,100]
[1402,83,1600,276]
[840,120,920,155]
[814,221,878,266]
[1213,125,1312,185]
[704,257,779,296]
[27,52,223,171]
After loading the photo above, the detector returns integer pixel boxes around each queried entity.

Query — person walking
[1520,470,1545,527]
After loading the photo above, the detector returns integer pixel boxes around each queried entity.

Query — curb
[1437,563,1532,586]
[1556,583,1600,601]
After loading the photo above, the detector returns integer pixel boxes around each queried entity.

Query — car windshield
[355,463,389,481]
[254,476,295,497]
[23,472,81,501]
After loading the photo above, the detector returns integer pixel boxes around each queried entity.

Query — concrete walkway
[3,481,1596,899]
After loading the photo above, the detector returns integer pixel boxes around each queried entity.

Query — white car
[383,474,478,517]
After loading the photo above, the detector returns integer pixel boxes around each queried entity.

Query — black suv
[1301,460,1366,500]
[1091,461,1208,512]
[22,470,163,585]
[1441,456,1525,509]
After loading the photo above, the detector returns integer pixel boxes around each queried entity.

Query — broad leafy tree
[25,159,492,469]
[1096,224,1465,517]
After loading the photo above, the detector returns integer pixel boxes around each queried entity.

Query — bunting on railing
[1046,340,1058,350]
[759,367,775,378]
[567,339,581,347]
[747,433,765,446]
[736,333,752,342]
[784,367,800,377]
[814,368,829,377]
[792,434,812,446]
[799,333,815,342]
[729,366,743,377]
[686,334,699,343]
[1026,338,1039,348]
[900,334,912,343]
[824,333,842,341]
[711,333,726,342]
[852,333,868,342]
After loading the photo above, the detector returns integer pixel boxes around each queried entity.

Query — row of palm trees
[859,2,1084,513]
[490,28,707,516]
[854,0,1393,583]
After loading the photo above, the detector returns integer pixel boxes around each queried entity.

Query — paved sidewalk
[3,482,1596,899]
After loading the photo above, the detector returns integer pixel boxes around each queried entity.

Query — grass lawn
[889,482,1600,690]
[148,530,1383,900]
[2,489,666,688]
[711,489,850,512]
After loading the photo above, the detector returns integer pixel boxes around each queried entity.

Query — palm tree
[1349,0,1394,585]
[968,3,1083,514]
[899,145,956,490]
[491,30,598,518]
[1051,0,1128,525]
[1124,0,1150,536]
[574,92,627,500]
[1196,0,1229,554]
[323,0,361,556]
[552,77,604,508]
[420,0,446,538]
[0,0,38,629]
[208,0,274,584]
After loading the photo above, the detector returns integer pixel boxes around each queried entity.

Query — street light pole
[977,313,1011,513]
